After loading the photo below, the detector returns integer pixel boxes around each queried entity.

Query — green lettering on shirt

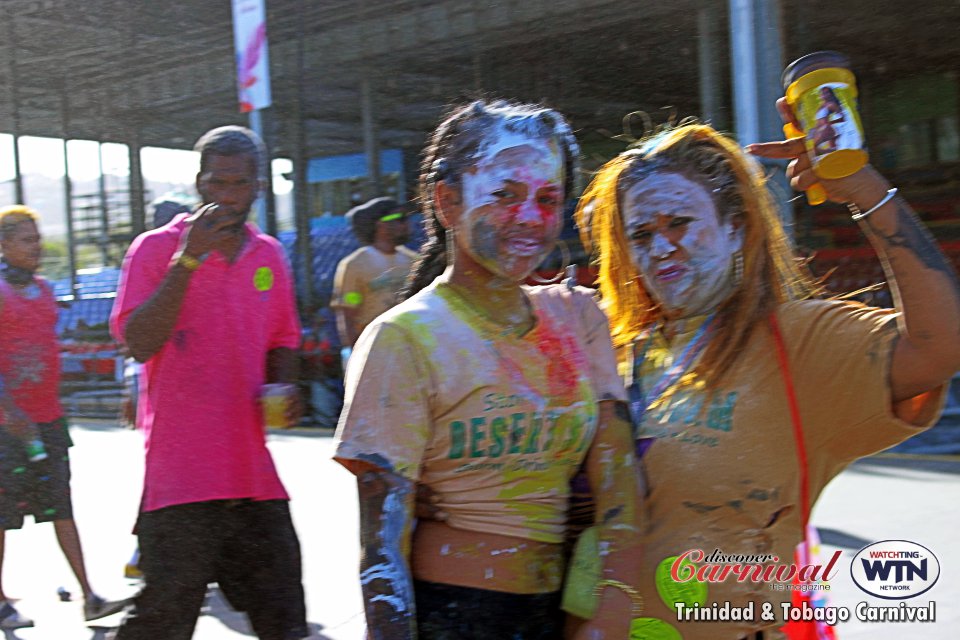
[562,417,582,451]
[449,421,465,459]
[488,416,507,458]
[523,414,543,454]
[541,412,559,451]
[706,392,737,432]
[470,417,487,458]
[682,395,705,426]
[508,412,526,454]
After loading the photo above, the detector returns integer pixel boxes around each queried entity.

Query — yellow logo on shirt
[254,267,274,291]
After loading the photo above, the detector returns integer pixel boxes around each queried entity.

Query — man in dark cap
[331,197,413,351]
[149,196,194,229]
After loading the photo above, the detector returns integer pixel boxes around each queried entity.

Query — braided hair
[403,100,580,298]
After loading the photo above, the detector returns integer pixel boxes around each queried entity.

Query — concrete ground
[1,419,957,639]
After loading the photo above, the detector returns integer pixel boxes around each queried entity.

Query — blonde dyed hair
[575,124,820,384]
[0,205,39,240]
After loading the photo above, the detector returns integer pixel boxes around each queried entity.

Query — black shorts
[115,499,307,640]
[414,579,562,640]
[0,417,73,530]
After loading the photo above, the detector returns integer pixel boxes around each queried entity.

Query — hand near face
[747,98,887,204]
[180,203,242,258]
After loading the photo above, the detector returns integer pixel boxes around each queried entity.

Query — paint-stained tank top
[0,277,62,423]
[334,281,626,544]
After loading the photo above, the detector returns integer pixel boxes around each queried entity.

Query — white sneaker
[0,600,34,629]
[84,594,129,621]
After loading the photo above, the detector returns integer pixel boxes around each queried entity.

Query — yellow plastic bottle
[782,51,868,193]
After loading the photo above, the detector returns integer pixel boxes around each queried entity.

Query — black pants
[415,579,562,640]
[0,417,73,529]
[114,499,307,640]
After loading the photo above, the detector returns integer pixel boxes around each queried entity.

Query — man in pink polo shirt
[110,126,307,640]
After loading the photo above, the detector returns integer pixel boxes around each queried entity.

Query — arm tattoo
[864,199,960,292]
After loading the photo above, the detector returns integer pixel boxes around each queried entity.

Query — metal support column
[729,0,792,228]
[697,4,726,130]
[361,73,382,199]
[128,131,146,235]
[97,142,110,265]
[249,109,278,236]
[293,0,314,312]
[60,86,78,299]
[249,108,269,232]
[5,14,24,204]
[264,147,278,237]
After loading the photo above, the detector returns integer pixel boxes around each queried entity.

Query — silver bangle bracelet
[848,187,898,221]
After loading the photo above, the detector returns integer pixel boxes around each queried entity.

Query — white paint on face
[455,133,564,282]
[475,120,551,164]
[622,172,743,319]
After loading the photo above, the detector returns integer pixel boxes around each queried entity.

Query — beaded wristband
[593,579,644,617]
[172,251,204,272]
[848,187,898,221]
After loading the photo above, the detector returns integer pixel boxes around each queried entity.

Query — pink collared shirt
[111,216,301,512]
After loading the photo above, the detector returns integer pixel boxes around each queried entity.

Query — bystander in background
[0,205,126,629]
[331,197,414,359]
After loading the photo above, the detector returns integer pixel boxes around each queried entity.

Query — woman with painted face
[575,116,960,639]
[334,100,642,640]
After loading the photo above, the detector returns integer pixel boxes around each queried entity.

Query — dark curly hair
[403,99,580,298]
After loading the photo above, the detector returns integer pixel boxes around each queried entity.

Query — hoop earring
[732,250,744,287]
[529,239,572,285]
[445,228,456,266]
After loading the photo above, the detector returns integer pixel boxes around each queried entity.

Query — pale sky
[0,134,293,193]
[0,134,294,237]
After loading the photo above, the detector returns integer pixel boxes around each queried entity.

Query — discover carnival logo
[666,541,940,626]
[850,540,940,599]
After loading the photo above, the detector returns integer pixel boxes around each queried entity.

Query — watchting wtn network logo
[850,540,940,600]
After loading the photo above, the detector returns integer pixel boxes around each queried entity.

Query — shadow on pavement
[84,588,333,640]
[203,586,334,640]
[68,418,336,440]
[817,527,873,550]
[851,454,960,476]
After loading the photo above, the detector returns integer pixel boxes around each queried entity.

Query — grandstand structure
[1,1,958,415]
[1,2,957,282]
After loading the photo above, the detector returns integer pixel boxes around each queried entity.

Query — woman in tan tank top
[334,100,643,640]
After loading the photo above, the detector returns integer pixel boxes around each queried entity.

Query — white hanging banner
[231,0,272,113]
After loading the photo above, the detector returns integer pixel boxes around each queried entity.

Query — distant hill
[3,173,293,239]
[1,173,195,239]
